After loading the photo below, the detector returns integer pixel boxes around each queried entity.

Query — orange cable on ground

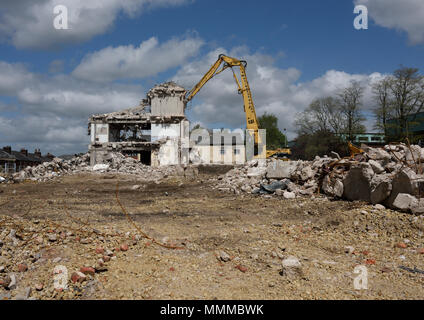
[115,182,184,250]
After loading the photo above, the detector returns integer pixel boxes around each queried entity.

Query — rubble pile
[213,144,424,214]
[10,153,198,183]
[146,81,186,100]
[11,154,91,182]
[0,215,147,300]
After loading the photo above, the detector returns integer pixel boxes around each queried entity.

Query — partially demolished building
[88,82,190,167]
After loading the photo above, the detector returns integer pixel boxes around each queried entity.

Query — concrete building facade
[191,129,246,165]
[88,82,190,167]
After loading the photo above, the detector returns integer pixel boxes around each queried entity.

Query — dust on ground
[0,171,423,300]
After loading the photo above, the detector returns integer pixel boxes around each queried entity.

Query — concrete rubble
[4,139,424,216]
[9,152,198,183]
[1,159,424,299]
[213,143,424,214]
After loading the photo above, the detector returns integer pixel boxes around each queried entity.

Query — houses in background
[0,146,54,174]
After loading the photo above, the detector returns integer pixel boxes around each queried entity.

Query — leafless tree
[372,76,393,136]
[389,67,424,139]
[338,81,366,141]
[295,97,344,135]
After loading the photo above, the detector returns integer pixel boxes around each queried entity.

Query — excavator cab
[267,148,292,161]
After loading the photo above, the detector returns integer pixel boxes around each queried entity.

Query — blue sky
[0,0,423,155]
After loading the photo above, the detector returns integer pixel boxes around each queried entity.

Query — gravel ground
[0,172,423,300]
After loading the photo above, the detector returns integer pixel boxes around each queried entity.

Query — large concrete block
[366,148,391,162]
[412,198,424,214]
[300,166,315,181]
[322,175,344,198]
[266,161,298,180]
[148,82,186,117]
[368,160,385,174]
[385,168,424,208]
[392,193,418,211]
[370,174,392,205]
[405,145,424,166]
[343,163,374,202]
[247,167,266,178]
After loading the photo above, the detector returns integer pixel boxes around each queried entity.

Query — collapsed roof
[89,81,187,123]
[146,81,186,100]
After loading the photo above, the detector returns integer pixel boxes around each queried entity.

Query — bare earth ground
[0,169,423,300]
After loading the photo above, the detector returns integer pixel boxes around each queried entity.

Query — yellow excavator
[185,54,290,160]
[348,141,364,157]
[266,148,292,160]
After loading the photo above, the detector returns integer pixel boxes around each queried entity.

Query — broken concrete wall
[266,160,298,180]
[370,174,392,205]
[151,120,191,166]
[91,123,109,144]
[180,120,190,165]
[385,169,424,207]
[157,139,180,166]
[151,123,181,142]
[88,81,190,167]
[148,82,186,117]
[151,96,185,117]
[343,163,374,202]
[89,150,111,167]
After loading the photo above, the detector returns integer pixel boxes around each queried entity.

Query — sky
[0,0,423,156]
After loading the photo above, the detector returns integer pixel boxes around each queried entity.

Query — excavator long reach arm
[185,54,260,142]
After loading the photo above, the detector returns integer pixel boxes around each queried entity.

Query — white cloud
[15,77,142,118]
[173,47,383,139]
[0,62,34,95]
[0,114,88,156]
[73,36,204,82]
[0,0,192,49]
[0,61,142,154]
[355,0,424,44]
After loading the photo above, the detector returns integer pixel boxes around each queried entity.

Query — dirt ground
[0,170,423,300]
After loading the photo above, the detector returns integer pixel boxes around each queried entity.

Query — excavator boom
[185,54,260,136]
[186,54,290,160]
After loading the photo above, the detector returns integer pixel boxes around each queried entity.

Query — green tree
[291,130,348,160]
[295,97,345,135]
[258,113,287,149]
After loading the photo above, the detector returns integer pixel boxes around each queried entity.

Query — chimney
[46,153,55,160]
[3,146,11,154]
[20,148,28,156]
[34,149,42,158]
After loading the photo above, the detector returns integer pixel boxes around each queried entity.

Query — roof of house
[10,151,44,163]
[10,151,31,162]
[1,148,53,164]
[28,152,51,163]
[0,150,15,161]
